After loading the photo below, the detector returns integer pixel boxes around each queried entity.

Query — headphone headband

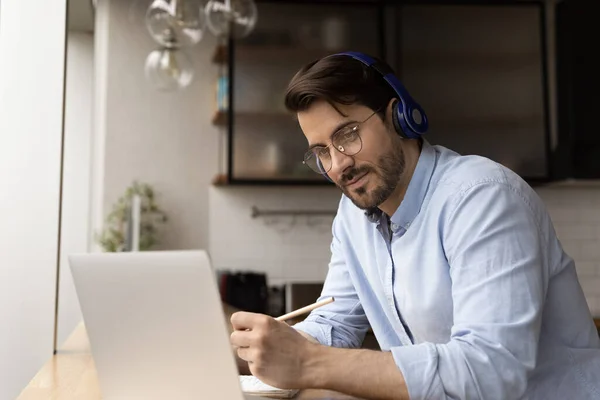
[331,51,428,139]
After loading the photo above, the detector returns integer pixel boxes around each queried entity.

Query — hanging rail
[250,206,337,219]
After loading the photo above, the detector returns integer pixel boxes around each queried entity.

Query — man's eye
[340,127,358,141]
[316,148,330,157]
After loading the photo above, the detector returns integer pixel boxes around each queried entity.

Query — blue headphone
[315,51,429,182]
[333,51,428,139]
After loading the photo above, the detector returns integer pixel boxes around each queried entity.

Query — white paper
[239,375,299,398]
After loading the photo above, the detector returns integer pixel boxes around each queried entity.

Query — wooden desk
[16,315,600,399]
[16,322,360,400]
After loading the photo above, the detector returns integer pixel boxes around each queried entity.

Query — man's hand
[229,311,318,389]
[230,311,408,399]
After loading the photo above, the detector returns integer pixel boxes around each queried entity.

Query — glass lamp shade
[205,0,257,39]
[144,48,194,91]
[145,0,204,48]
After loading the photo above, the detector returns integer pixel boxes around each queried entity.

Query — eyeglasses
[303,109,379,175]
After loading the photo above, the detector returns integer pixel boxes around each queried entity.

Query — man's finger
[230,329,253,348]
[236,346,255,363]
[230,311,269,330]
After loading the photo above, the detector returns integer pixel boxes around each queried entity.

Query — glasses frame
[302,109,381,175]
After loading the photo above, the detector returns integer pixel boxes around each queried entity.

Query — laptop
[69,250,274,400]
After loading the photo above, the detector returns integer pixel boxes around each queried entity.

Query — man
[229,52,600,399]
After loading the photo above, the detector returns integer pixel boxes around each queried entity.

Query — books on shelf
[215,74,229,112]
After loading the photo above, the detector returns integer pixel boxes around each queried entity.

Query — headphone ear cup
[391,100,405,138]
[407,105,428,136]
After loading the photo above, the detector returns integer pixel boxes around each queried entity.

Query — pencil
[275,296,335,322]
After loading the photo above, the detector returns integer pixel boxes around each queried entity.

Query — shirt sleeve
[293,215,371,349]
[391,181,547,400]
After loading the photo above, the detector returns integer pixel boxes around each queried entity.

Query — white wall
[90,0,109,252]
[56,32,94,348]
[0,0,67,398]
[92,0,220,252]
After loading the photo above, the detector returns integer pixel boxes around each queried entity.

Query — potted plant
[96,181,168,252]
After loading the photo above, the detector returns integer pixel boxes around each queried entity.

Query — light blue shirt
[294,140,600,399]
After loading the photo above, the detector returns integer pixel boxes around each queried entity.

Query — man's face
[298,101,406,210]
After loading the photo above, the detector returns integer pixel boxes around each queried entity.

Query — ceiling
[68,0,95,33]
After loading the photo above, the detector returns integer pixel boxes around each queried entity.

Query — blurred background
[1,0,598,398]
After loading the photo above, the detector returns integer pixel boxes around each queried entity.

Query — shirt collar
[365,139,437,230]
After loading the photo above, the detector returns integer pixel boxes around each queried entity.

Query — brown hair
[284,54,398,119]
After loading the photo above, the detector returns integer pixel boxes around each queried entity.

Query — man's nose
[329,150,354,181]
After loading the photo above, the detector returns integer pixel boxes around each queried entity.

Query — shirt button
[391,223,399,232]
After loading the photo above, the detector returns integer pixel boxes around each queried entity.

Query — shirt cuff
[391,343,443,400]
[292,317,333,347]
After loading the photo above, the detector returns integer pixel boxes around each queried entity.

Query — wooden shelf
[213,44,539,69]
[401,50,541,70]
[212,45,228,64]
[434,114,544,131]
[212,110,293,126]
[212,44,338,65]
[211,174,332,186]
[212,174,229,186]
[239,45,333,62]
[212,110,227,126]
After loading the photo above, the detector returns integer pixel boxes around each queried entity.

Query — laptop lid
[69,250,248,400]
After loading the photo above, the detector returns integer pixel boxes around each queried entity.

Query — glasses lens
[333,126,362,156]
[304,149,331,174]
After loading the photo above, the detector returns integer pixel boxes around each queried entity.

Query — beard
[338,143,405,210]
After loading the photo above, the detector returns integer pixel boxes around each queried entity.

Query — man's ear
[385,98,397,120]
[384,98,399,132]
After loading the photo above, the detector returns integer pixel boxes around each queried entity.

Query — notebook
[240,375,299,398]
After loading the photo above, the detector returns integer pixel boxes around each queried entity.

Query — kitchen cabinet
[393,2,550,182]
[213,1,565,185]
[214,0,385,185]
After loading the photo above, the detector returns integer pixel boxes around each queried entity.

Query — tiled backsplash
[208,186,340,285]
[209,182,600,317]
[535,183,600,317]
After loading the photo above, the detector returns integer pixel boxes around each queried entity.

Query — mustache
[340,166,374,185]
